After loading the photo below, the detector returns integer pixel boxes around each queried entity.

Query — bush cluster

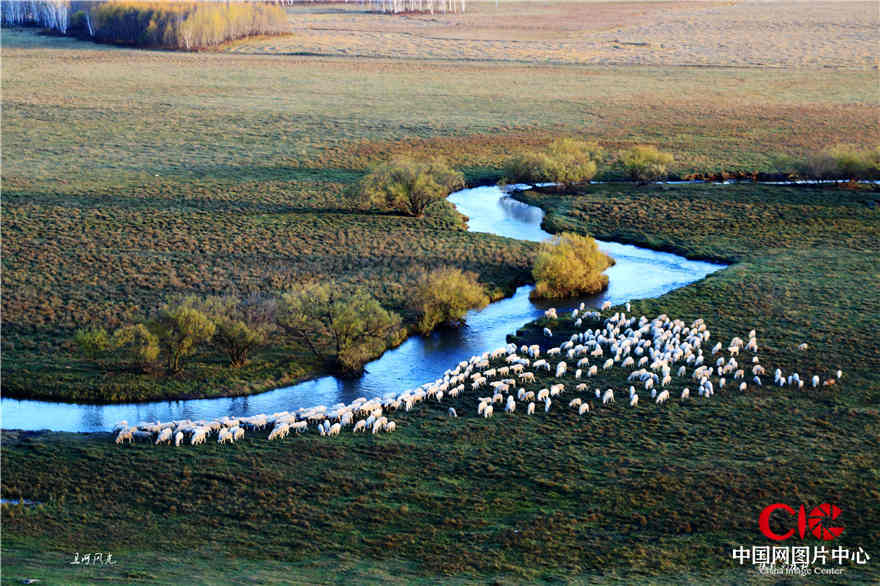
[531,232,614,300]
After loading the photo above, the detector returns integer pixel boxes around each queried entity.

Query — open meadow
[2,0,879,582]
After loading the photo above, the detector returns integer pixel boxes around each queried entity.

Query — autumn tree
[276,283,402,375]
[411,267,489,334]
[150,298,216,373]
[531,232,614,299]
[111,323,160,372]
[619,145,675,182]
[504,139,603,187]
[196,296,274,368]
[359,157,465,217]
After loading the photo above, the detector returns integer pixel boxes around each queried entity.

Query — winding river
[0,185,724,432]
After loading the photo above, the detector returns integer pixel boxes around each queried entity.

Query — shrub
[111,323,160,372]
[276,283,402,375]
[149,298,216,373]
[359,157,465,217]
[620,145,675,182]
[411,267,490,334]
[531,232,614,300]
[73,327,112,363]
[195,296,274,368]
[799,145,880,180]
[503,139,603,187]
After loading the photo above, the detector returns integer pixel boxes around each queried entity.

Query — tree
[277,283,402,375]
[359,157,465,217]
[196,296,273,368]
[503,139,603,187]
[411,267,489,334]
[150,298,216,373]
[111,323,160,372]
[799,145,880,180]
[619,145,675,182]
[73,326,112,363]
[531,232,615,300]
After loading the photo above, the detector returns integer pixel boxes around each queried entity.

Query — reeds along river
[0,185,725,432]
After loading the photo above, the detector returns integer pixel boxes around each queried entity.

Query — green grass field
[3,183,879,583]
[2,3,880,582]
[2,26,878,401]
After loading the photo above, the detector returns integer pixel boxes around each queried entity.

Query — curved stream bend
[0,185,725,432]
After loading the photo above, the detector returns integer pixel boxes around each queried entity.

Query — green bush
[531,232,614,299]
[503,138,603,187]
[799,145,880,180]
[111,324,160,372]
[619,145,675,182]
[359,157,465,217]
[195,296,274,368]
[276,283,403,375]
[73,327,112,363]
[411,267,490,334]
[149,298,216,373]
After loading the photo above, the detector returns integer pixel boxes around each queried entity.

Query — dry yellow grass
[226,1,880,69]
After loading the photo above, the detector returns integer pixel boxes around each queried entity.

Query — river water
[0,185,725,432]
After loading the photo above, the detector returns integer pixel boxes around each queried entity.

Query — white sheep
[543,327,553,337]
[681,388,690,401]
[353,420,367,433]
[505,396,516,414]
[448,407,458,418]
[155,428,173,445]
[527,402,535,415]
[655,390,670,404]
[739,382,748,392]
[385,421,397,433]
[602,389,615,405]
[569,398,582,409]
[544,398,552,412]
[174,431,184,447]
[578,402,590,415]
[629,394,638,407]
[329,423,342,436]
[483,405,494,418]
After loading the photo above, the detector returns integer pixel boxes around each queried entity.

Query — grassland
[3,20,878,401]
[3,182,879,583]
[2,3,880,580]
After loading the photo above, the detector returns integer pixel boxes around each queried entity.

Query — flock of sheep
[113,299,841,447]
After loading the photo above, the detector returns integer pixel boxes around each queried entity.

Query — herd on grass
[112,300,842,447]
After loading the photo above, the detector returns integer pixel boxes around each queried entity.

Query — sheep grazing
[544,308,557,319]
[174,431,184,447]
[329,423,342,437]
[448,407,458,418]
[601,301,612,311]
[655,390,669,404]
[527,402,536,415]
[544,398,552,412]
[578,402,590,415]
[798,343,809,351]
[112,420,128,434]
[555,362,567,377]
[217,428,233,444]
[602,389,615,405]
[385,421,397,433]
[569,398,582,409]
[483,405,494,418]
[739,382,748,392]
[543,327,553,337]
[115,428,134,444]
[353,419,367,433]
[505,396,516,414]
[602,358,614,370]
[680,388,690,401]
[267,424,289,441]
[155,428,173,445]
[576,383,588,392]
[629,394,638,407]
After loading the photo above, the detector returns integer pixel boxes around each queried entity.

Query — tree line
[3,1,288,49]
[74,268,489,377]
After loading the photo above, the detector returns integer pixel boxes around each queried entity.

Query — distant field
[226,1,880,69]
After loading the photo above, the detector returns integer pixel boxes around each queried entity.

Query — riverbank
[3,181,878,582]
